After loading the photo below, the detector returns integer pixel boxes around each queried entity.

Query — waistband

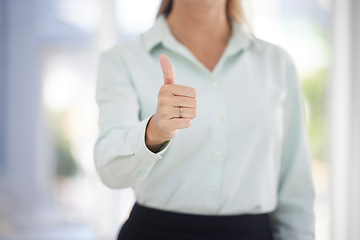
[126,202,272,235]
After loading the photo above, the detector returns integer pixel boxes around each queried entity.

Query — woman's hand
[145,54,198,152]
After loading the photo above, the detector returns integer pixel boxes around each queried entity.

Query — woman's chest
[126,50,286,143]
[221,68,286,144]
[132,58,285,139]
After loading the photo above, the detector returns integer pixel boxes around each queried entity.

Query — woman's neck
[166,1,231,47]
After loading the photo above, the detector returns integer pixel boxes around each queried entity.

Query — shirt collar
[141,13,261,55]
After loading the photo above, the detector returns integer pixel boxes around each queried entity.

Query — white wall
[329,0,360,239]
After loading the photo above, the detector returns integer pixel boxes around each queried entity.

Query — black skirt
[117,202,273,240]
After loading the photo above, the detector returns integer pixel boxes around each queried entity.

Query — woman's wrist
[145,115,168,153]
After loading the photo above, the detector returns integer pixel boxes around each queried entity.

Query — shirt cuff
[134,115,172,164]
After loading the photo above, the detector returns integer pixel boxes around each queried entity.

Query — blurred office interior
[0,0,359,239]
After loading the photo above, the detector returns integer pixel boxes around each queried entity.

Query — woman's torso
[114,14,290,215]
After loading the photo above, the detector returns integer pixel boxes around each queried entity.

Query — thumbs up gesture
[145,54,198,152]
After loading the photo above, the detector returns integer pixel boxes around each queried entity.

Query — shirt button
[218,114,225,120]
[212,82,219,88]
[210,186,217,193]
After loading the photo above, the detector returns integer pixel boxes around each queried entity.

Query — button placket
[203,76,228,213]
[210,186,218,194]
[217,114,225,120]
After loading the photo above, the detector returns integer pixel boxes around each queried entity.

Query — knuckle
[158,97,166,106]
[160,96,172,107]
[159,85,165,94]
[159,85,169,94]
[192,88,197,97]
[185,119,192,128]
[191,109,197,119]
[165,73,173,80]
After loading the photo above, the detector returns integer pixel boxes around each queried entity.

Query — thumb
[159,54,176,85]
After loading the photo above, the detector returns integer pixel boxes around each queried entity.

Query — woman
[94,0,315,239]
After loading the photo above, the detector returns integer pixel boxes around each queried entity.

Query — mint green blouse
[94,13,315,240]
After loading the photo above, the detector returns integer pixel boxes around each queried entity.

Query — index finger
[167,84,197,98]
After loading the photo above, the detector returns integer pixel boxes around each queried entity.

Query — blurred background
[0,0,359,239]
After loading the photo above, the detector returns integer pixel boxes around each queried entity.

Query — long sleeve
[93,47,171,189]
[269,52,316,240]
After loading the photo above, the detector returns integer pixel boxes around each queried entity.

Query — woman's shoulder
[98,37,145,62]
[248,36,298,87]
[250,36,295,65]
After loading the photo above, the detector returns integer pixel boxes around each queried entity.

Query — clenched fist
[145,54,198,153]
